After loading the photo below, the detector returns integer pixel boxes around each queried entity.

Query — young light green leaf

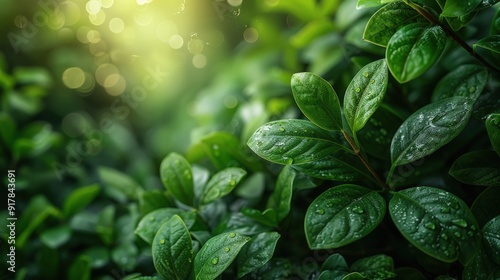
[160,153,194,206]
[350,254,396,279]
[63,184,100,217]
[305,184,386,249]
[344,59,388,133]
[198,167,247,205]
[194,232,250,280]
[486,114,500,156]
[386,23,446,83]
[268,165,295,222]
[152,215,193,280]
[471,187,500,228]
[473,35,500,54]
[441,0,482,17]
[237,232,281,278]
[98,167,143,201]
[135,208,185,244]
[291,72,342,131]
[483,216,500,265]
[389,186,481,264]
[247,119,346,165]
[363,2,427,47]
[449,150,500,186]
[356,0,396,9]
[391,97,473,167]
[431,65,489,102]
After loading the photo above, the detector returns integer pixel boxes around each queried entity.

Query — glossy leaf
[305,184,386,249]
[431,65,489,102]
[445,11,478,31]
[474,35,500,54]
[471,187,500,228]
[160,153,194,206]
[483,216,500,264]
[363,2,427,47]
[237,232,281,278]
[247,119,346,165]
[391,97,473,167]
[63,184,100,218]
[241,208,277,227]
[389,186,480,264]
[319,254,350,280]
[343,272,368,279]
[486,114,500,156]
[152,215,193,280]
[198,167,247,205]
[350,254,396,279]
[356,0,396,9]
[135,208,184,244]
[291,72,342,131]
[194,232,250,280]
[449,150,500,186]
[441,0,482,17]
[463,246,500,280]
[386,23,446,83]
[268,166,295,222]
[344,59,389,133]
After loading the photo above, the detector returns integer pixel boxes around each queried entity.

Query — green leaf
[394,267,427,279]
[463,246,500,280]
[152,215,193,280]
[441,0,482,17]
[63,184,100,217]
[389,186,481,264]
[160,153,194,206]
[386,23,446,83]
[356,0,396,9]
[18,195,60,248]
[138,190,173,215]
[343,272,368,280]
[292,152,370,181]
[319,254,350,280]
[241,208,278,227]
[247,119,346,165]
[111,242,138,271]
[350,254,396,279]
[486,114,500,156]
[344,59,389,133]
[0,112,16,148]
[82,247,110,268]
[483,215,500,265]
[445,10,477,31]
[68,255,91,280]
[40,225,71,249]
[305,184,386,249]
[291,72,342,131]
[237,232,281,278]
[390,97,473,167]
[213,212,271,236]
[194,232,251,280]
[134,208,185,244]
[449,150,500,186]
[98,167,143,202]
[96,205,115,245]
[198,167,247,206]
[431,65,489,102]
[363,2,428,47]
[472,187,500,228]
[252,258,293,279]
[491,8,500,35]
[268,165,295,222]
[474,35,500,54]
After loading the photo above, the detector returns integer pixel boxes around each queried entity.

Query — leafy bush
[2,0,500,279]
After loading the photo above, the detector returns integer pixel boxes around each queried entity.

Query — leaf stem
[341,129,390,192]
[403,0,499,73]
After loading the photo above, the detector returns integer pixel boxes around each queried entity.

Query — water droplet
[284,157,294,165]
[224,247,230,252]
[188,258,192,263]
[363,72,369,77]
[452,219,467,228]
[212,257,219,265]
[447,201,460,210]
[469,86,476,93]
[355,87,361,93]
[440,207,451,213]
[184,169,192,179]
[467,231,475,237]
[229,232,236,238]
[370,79,375,84]
[444,250,450,256]
[279,127,285,132]
[229,180,236,186]
[150,216,155,221]
[326,202,333,208]
[191,32,198,39]
[232,9,240,16]
[453,232,462,238]
[315,209,325,215]
[441,233,448,240]
[352,206,364,214]
[470,225,477,231]
[425,222,436,230]
[160,239,165,244]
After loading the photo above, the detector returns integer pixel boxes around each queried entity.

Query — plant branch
[341,129,390,192]
[403,0,499,73]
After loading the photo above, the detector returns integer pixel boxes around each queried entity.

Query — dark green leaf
[386,23,446,83]
[343,272,368,280]
[134,208,185,244]
[63,184,100,217]
[111,242,138,271]
[449,150,500,186]
[241,208,277,227]
[394,267,427,280]
[391,97,473,167]
[96,205,115,245]
[471,187,500,228]
[441,0,482,17]
[445,11,478,31]
[292,152,370,181]
[356,0,397,9]
[160,153,194,206]
[252,258,293,279]
[474,35,500,54]
[247,119,346,165]
[194,232,250,280]
[152,215,193,280]
[40,225,71,249]
[268,165,295,222]
[198,167,247,205]
[18,196,60,248]
[291,72,342,131]
[363,2,427,47]
[389,186,481,264]
[322,253,349,271]
[213,212,271,236]
[350,254,396,279]
[237,232,281,278]
[99,167,143,201]
[486,114,500,156]
[463,246,500,280]
[82,247,109,268]
[344,59,389,133]
[138,190,173,215]
[305,184,386,249]
[431,65,489,102]
[0,112,16,148]
[68,255,91,280]
[483,215,500,265]
[491,8,500,35]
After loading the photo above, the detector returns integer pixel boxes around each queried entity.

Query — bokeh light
[62,67,86,89]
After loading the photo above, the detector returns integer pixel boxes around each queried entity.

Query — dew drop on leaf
[470,225,476,231]
[453,231,462,238]
[326,202,333,208]
[212,257,219,265]
[440,233,448,240]
[467,231,475,237]
[440,207,451,213]
[160,239,165,244]
[150,216,155,221]
[284,157,294,165]
[229,232,236,238]
[229,179,236,186]
[371,79,375,84]
[352,206,364,214]
[363,72,369,77]
[469,86,476,93]
[425,222,436,230]
[279,127,285,132]
[315,209,325,215]
[451,219,467,228]
[355,87,361,93]
[224,247,230,252]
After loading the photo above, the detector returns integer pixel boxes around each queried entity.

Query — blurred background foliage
[1,0,498,279]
